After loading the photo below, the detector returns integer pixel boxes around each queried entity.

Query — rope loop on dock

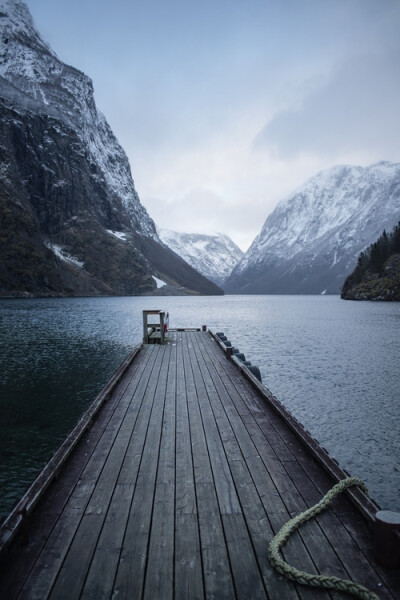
[268,477,380,600]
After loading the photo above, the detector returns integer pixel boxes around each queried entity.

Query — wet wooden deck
[0,330,399,599]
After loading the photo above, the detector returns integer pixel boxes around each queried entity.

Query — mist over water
[0,295,399,520]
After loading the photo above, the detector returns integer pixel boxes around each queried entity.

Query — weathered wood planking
[0,330,399,600]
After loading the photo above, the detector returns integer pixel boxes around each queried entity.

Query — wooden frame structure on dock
[142,309,167,344]
[0,327,399,599]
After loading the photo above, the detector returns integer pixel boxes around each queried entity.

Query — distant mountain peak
[158,229,243,287]
[1,1,36,29]
[0,0,56,68]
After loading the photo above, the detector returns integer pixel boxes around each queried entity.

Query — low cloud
[255,49,400,161]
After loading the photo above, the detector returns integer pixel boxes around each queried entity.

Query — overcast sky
[26,0,400,250]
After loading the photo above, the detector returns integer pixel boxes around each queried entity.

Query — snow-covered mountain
[0,0,154,236]
[0,0,221,296]
[224,162,400,294]
[158,229,243,286]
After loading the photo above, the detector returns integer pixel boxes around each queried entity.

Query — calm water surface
[0,295,399,520]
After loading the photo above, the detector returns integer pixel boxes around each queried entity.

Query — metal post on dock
[225,346,233,358]
[374,510,400,568]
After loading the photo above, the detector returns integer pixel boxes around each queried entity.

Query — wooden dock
[0,328,399,599]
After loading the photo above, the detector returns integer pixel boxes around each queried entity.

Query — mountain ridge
[224,161,400,295]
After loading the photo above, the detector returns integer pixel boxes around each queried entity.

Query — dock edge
[0,344,142,559]
[208,328,380,523]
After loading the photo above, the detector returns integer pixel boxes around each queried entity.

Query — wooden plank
[48,513,104,600]
[195,332,334,600]
[221,513,268,600]
[113,344,169,599]
[17,506,89,600]
[196,508,237,600]
[183,333,236,600]
[143,482,175,600]
[188,334,241,516]
[195,332,307,597]
[175,513,204,600]
[117,345,162,485]
[80,483,135,600]
[143,340,176,600]
[190,333,300,600]
[174,331,205,599]
[226,465,301,600]
[175,332,197,515]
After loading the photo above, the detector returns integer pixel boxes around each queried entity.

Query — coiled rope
[268,477,380,600]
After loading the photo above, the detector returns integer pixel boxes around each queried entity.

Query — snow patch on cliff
[45,243,84,268]
[153,276,167,289]
[107,230,128,242]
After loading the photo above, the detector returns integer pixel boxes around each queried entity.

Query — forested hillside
[341,222,400,300]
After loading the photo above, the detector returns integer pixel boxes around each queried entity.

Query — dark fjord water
[0,295,399,520]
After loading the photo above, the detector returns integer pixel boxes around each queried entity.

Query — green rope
[268,477,380,600]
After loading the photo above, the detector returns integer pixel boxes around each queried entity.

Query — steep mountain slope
[0,0,222,296]
[224,162,400,294]
[158,229,243,287]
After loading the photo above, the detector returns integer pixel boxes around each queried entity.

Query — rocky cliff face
[0,0,222,297]
[224,162,400,295]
